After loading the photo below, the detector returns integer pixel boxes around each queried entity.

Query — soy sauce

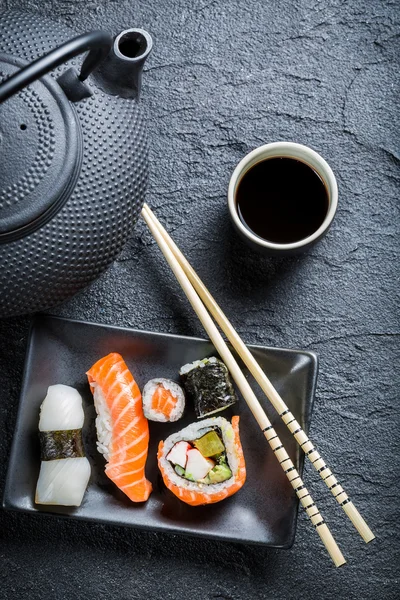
[236,157,329,244]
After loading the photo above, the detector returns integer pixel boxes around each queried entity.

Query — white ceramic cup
[228,142,338,255]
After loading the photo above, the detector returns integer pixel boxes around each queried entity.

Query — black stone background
[0,1,399,598]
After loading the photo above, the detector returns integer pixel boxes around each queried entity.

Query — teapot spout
[93,28,152,99]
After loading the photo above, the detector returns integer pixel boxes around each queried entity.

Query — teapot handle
[0,30,112,103]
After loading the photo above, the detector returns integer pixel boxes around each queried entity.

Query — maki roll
[180,356,237,418]
[158,416,246,506]
[87,353,152,503]
[35,384,91,506]
[142,378,185,422]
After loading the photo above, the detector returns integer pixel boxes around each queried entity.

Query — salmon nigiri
[87,353,152,502]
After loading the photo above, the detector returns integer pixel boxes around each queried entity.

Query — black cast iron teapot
[0,11,153,317]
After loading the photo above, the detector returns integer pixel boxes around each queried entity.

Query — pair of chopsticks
[141,203,374,567]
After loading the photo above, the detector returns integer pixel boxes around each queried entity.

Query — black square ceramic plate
[4,315,318,547]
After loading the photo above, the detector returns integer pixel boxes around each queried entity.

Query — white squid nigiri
[35,384,90,506]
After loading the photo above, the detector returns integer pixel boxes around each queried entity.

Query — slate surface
[0,1,399,598]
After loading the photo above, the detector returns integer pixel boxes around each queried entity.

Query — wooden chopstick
[141,205,346,567]
[142,203,375,545]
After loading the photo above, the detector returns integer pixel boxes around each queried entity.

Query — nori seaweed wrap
[39,429,85,461]
[180,356,237,418]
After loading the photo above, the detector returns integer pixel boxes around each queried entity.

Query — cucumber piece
[174,465,185,477]
[216,452,227,465]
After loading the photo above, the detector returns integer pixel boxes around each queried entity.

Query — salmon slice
[158,416,245,506]
[87,352,152,502]
[151,385,177,419]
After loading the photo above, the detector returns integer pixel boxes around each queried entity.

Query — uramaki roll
[158,415,246,506]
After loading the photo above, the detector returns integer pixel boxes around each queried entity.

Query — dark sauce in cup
[236,157,329,244]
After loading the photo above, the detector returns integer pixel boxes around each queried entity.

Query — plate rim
[3,313,319,548]
[29,313,319,362]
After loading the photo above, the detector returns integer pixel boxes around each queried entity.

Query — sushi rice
[179,356,219,375]
[91,382,113,461]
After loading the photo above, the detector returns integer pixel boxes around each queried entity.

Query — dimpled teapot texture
[0,11,149,317]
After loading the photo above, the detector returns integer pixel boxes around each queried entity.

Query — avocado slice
[203,463,232,484]
[193,430,225,457]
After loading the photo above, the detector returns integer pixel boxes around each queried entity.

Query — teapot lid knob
[0,55,81,242]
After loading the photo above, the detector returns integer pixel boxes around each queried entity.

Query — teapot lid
[0,54,81,242]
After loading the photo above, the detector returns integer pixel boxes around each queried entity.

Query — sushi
[87,353,152,502]
[142,378,185,422]
[158,416,246,506]
[180,356,237,418]
[35,384,91,506]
